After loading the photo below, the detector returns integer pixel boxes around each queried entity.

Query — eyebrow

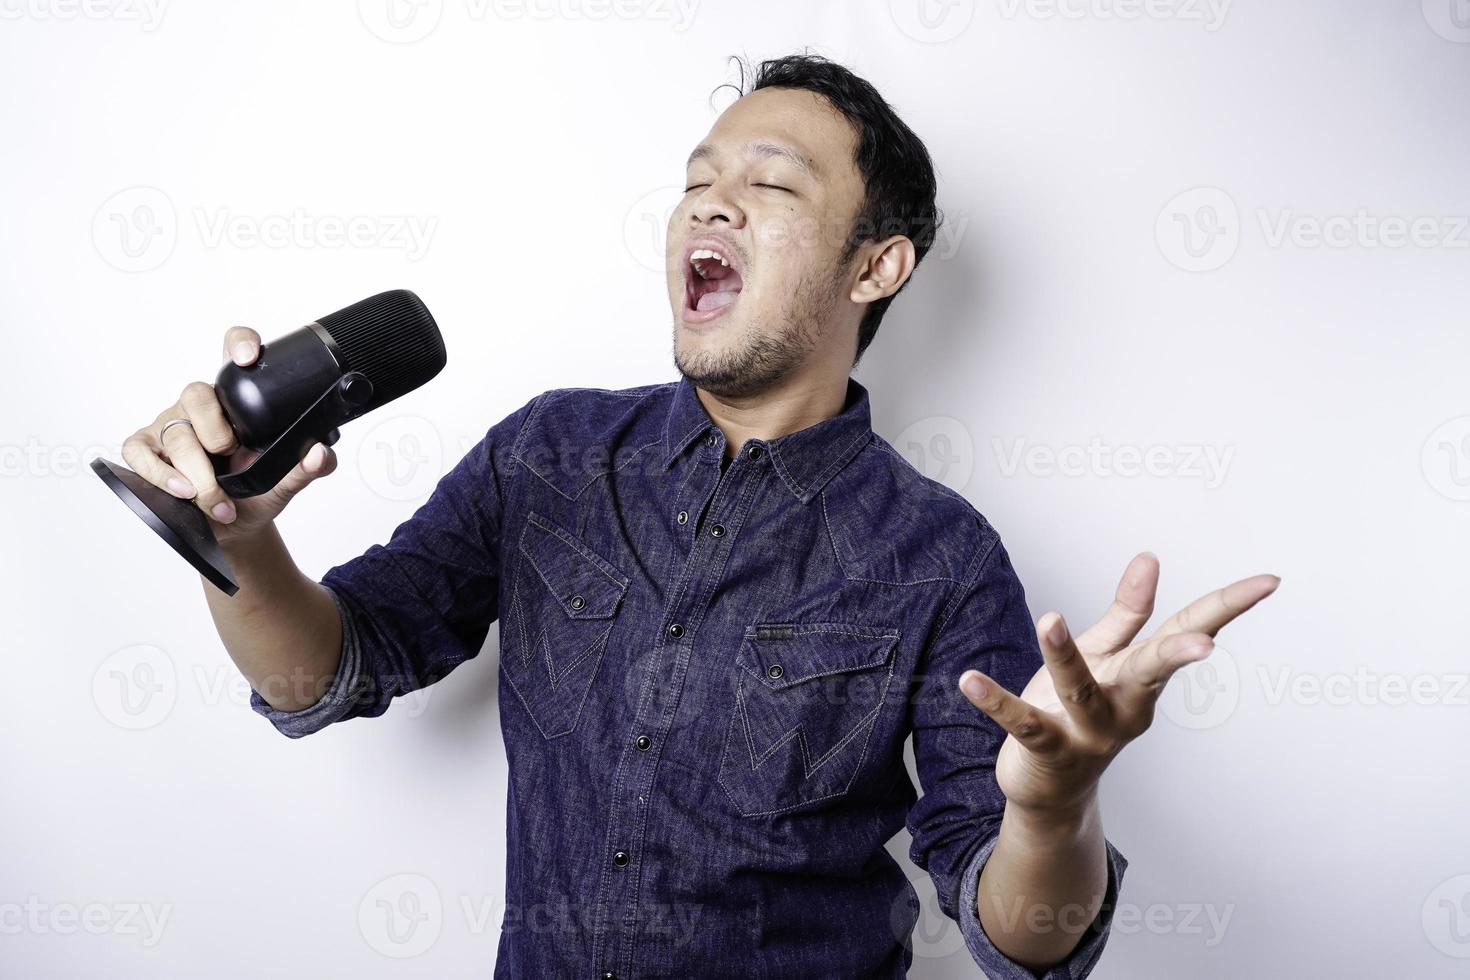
[686,140,821,181]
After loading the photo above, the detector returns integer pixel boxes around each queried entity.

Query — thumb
[268,442,338,507]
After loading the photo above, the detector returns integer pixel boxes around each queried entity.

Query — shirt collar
[661,375,873,504]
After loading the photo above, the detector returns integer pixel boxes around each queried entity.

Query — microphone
[90,289,448,597]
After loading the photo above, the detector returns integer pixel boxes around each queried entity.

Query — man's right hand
[120,325,339,545]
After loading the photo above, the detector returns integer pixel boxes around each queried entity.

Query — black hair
[717,53,943,363]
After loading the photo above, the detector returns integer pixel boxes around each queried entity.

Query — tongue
[696,289,740,312]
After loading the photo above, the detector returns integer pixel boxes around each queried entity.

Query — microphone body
[90,288,448,595]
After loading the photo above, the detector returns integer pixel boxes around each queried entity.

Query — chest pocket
[499,511,629,739]
[717,623,900,817]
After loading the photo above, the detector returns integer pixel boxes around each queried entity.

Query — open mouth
[683,242,744,323]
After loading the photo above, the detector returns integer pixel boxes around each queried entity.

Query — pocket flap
[737,623,900,691]
[518,512,629,620]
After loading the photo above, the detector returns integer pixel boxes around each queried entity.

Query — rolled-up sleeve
[246,392,542,737]
[905,523,1127,978]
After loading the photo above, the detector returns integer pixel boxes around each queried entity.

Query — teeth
[689,247,731,268]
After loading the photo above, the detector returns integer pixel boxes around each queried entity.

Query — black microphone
[90,289,448,596]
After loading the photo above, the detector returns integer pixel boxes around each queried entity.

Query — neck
[695,367,849,460]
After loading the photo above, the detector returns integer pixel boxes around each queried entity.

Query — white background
[2,1,1468,976]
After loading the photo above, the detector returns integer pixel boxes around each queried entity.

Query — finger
[121,431,196,499]
[222,326,261,367]
[176,381,239,455]
[1037,612,1112,730]
[159,415,235,523]
[1119,631,1214,700]
[263,442,337,507]
[1075,552,1159,658]
[958,669,1066,755]
[1152,573,1281,642]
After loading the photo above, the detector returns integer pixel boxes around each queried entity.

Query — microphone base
[90,457,239,596]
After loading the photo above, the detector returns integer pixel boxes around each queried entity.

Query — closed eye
[754,183,790,192]
[683,183,709,193]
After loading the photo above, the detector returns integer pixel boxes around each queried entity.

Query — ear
[848,235,917,307]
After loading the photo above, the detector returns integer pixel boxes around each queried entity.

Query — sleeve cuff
[957,833,1129,979]
[247,585,365,739]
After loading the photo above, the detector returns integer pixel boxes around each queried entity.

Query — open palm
[960,553,1279,812]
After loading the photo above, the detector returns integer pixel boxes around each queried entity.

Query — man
[121,54,1276,977]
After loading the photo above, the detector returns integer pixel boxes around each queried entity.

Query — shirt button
[635,734,651,751]
[709,523,726,538]
[676,510,688,525]
[569,595,586,611]
[746,444,764,460]
[705,433,717,448]
[767,663,784,679]
[613,850,630,867]
[602,973,617,980]
[667,623,684,639]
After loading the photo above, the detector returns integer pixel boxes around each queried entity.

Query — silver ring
[158,417,195,442]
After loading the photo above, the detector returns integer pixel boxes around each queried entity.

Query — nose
[688,177,746,230]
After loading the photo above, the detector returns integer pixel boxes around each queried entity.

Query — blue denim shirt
[250,376,1127,978]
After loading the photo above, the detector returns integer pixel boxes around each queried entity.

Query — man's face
[668,87,867,397]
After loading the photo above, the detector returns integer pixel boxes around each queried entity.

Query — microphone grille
[316,289,447,411]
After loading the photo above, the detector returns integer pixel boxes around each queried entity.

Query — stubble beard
[673,264,845,399]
